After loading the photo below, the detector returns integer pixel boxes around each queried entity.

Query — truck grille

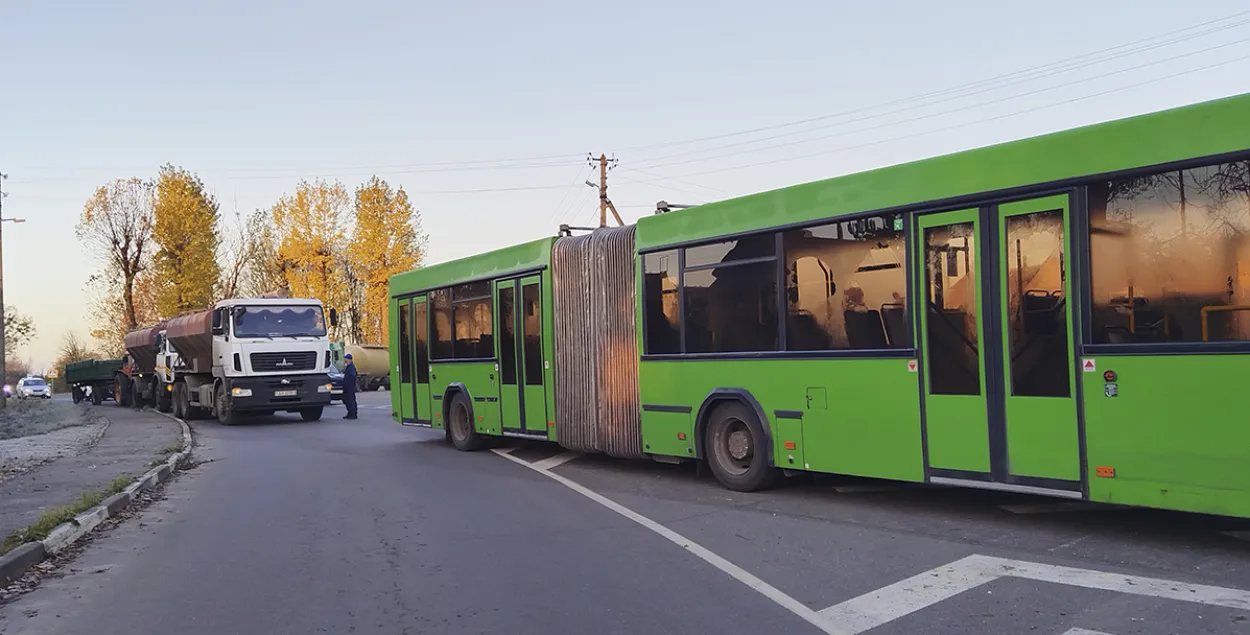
[250,352,317,372]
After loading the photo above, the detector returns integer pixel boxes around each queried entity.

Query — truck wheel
[215,385,239,426]
[446,391,484,451]
[300,407,323,422]
[157,384,173,414]
[172,384,185,419]
[72,387,82,404]
[703,401,780,492]
[131,381,144,409]
[91,388,103,406]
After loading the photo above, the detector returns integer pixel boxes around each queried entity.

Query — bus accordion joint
[1096,466,1116,478]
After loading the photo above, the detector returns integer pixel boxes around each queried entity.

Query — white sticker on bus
[1082,358,1096,372]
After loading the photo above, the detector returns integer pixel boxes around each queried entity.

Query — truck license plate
[274,390,297,397]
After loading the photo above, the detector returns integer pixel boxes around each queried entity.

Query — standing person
[342,353,358,420]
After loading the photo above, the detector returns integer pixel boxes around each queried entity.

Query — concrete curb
[0,410,193,587]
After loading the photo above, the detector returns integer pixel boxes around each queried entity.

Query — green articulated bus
[390,92,1250,518]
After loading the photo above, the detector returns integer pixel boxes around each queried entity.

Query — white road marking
[819,557,997,634]
[490,448,849,635]
[530,452,581,471]
[1222,529,1250,542]
[1061,629,1116,635]
[819,554,1250,635]
[1000,502,1102,514]
[373,405,390,410]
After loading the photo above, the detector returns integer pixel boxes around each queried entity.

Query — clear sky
[2,0,1248,368]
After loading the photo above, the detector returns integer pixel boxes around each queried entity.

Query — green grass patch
[0,474,133,556]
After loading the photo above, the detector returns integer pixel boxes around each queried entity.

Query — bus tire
[446,391,483,451]
[704,401,779,492]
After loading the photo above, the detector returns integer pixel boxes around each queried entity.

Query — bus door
[519,275,549,435]
[495,279,524,433]
[395,296,433,425]
[915,196,1081,496]
[411,297,433,425]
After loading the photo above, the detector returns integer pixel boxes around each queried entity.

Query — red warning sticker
[1082,358,1096,373]
[906,360,918,373]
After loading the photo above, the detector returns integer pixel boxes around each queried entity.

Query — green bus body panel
[387,297,402,422]
[636,93,1250,251]
[1083,355,1250,518]
[915,209,990,474]
[390,237,555,296]
[639,359,924,482]
[997,196,1080,481]
[429,362,500,434]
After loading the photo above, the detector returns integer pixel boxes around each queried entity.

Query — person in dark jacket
[342,353,358,419]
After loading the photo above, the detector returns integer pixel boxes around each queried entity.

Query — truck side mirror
[211,309,223,335]
[329,308,338,328]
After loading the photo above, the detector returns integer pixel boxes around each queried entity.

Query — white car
[16,377,52,399]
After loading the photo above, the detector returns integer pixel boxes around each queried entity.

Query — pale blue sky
[2,1,1249,367]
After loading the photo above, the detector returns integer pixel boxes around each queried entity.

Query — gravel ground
[0,400,90,441]
[0,402,106,479]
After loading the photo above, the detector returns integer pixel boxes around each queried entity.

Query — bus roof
[389,235,557,296]
[635,91,1250,251]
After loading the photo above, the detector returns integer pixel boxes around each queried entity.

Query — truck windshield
[233,306,327,338]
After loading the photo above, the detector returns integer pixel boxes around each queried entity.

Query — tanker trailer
[343,344,390,391]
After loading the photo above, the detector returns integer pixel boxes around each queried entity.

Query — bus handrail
[1200,305,1250,341]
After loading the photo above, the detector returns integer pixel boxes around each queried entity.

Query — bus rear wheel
[704,401,779,492]
[446,392,483,452]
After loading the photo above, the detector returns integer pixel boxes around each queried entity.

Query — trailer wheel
[91,387,103,406]
[116,376,133,407]
[72,387,83,404]
[704,401,779,492]
[446,391,484,451]
[215,385,239,426]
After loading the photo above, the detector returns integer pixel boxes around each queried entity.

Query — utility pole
[0,171,8,410]
[588,153,623,228]
[0,172,25,410]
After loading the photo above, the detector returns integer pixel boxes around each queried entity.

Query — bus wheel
[704,402,779,492]
[446,392,483,451]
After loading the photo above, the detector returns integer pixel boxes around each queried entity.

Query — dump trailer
[63,358,125,406]
[120,322,167,410]
[126,297,338,425]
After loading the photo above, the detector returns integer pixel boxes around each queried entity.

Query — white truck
[124,297,338,425]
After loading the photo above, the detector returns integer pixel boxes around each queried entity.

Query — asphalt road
[3,391,1250,635]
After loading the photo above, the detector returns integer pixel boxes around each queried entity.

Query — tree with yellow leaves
[76,178,156,332]
[153,164,221,316]
[270,179,352,336]
[350,176,427,344]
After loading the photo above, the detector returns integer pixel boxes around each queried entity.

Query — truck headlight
[231,387,253,397]
[317,384,332,393]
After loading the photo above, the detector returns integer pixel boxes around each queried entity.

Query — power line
[15,9,1249,182]
[632,36,1250,171]
[615,8,1250,156]
[666,52,1250,181]
[627,20,1250,167]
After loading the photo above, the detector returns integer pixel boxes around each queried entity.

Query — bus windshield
[233,306,327,338]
